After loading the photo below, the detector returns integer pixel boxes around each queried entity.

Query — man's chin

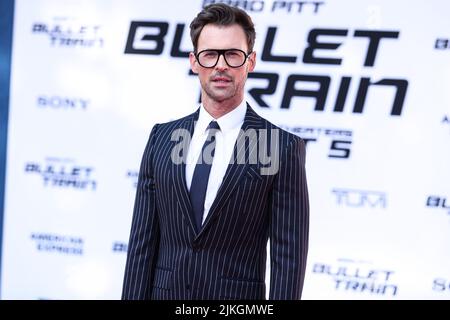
[206,91,234,103]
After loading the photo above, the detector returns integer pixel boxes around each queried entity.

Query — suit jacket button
[186,284,191,290]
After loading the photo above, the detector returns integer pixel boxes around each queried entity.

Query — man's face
[189,24,256,106]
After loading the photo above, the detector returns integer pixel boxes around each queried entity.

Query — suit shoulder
[161,111,196,126]
[256,112,305,148]
[149,110,197,137]
[156,111,196,129]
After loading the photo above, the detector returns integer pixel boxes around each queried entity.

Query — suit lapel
[172,109,198,234]
[197,105,264,238]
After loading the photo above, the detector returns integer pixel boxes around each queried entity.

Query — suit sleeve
[122,124,160,300]
[269,137,309,300]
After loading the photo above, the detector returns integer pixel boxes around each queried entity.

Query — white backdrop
[1,0,449,299]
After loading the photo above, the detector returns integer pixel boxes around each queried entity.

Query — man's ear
[247,51,256,72]
[189,52,199,74]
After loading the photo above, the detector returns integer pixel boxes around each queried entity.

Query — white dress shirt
[186,100,247,225]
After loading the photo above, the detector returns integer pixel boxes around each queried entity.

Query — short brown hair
[189,3,256,53]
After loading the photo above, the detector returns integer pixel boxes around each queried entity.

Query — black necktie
[190,121,221,231]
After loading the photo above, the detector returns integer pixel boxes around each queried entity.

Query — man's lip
[212,77,232,82]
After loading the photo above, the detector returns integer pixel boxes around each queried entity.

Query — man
[122,3,309,300]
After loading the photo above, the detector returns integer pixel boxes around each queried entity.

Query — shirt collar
[197,100,247,134]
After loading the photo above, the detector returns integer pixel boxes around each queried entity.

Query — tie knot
[208,121,220,131]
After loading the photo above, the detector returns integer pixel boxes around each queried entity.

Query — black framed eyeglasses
[195,49,252,68]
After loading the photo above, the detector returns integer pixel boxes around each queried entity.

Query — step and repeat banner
[1,0,449,299]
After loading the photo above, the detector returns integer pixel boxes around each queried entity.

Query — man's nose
[215,53,228,70]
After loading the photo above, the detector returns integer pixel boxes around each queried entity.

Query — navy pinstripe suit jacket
[122,105,309,300]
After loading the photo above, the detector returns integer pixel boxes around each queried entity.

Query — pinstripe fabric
[122,104,309,300]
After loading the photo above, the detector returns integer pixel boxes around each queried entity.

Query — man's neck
[202,96,244,119]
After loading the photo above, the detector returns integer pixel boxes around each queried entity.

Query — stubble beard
[203,80,238,103]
